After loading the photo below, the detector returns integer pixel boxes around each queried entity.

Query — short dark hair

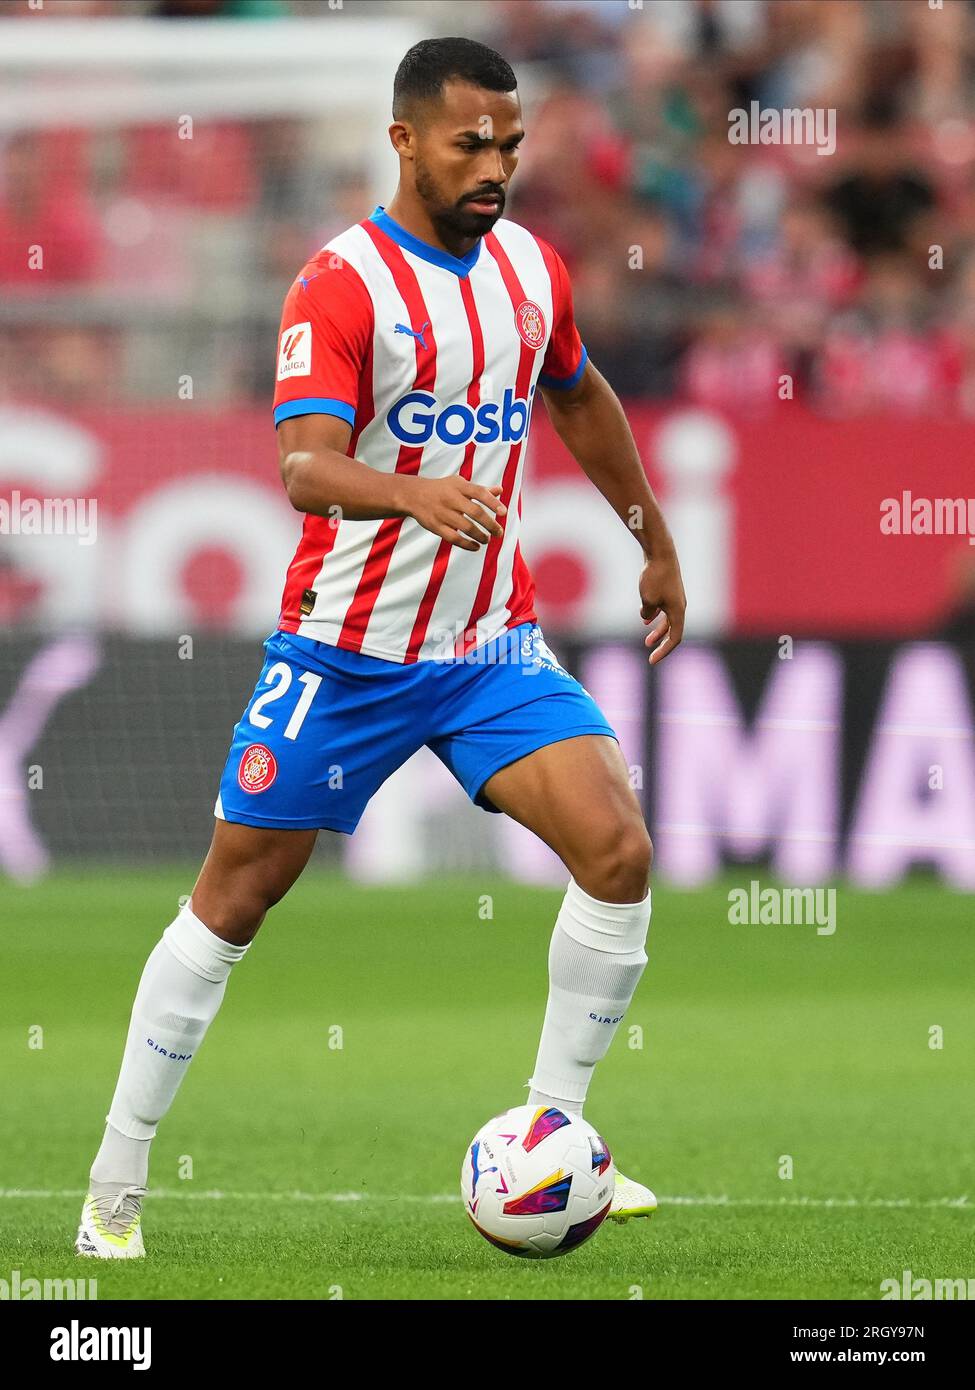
[392,37,517,121]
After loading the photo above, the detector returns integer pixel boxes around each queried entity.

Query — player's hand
[639,551,686,665]
[404,475,507,552]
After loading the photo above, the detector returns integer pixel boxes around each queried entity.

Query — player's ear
[388,122,415,161]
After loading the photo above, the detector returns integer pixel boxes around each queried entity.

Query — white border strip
[0,17,417,68]
[0,1189,969,1210]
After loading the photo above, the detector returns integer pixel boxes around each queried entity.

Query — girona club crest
[238,743,278,793]
[515,300,546,350]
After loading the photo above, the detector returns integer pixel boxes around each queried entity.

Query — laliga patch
[238,743,278,793]
[277,321,312,380]
[515,300,546,350]
[529,630,571,679]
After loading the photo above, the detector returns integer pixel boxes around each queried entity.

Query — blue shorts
[214,623,617,834]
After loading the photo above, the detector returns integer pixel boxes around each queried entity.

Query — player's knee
[612,824,653,901]
[578,819,652,903]
[196,897,264,947]
[195,860,296,945]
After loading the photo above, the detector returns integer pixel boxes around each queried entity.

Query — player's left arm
[539,359,686,664]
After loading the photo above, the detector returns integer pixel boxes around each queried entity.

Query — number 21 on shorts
[248,662,321,741]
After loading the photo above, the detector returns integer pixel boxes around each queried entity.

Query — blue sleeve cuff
[274,397,356,427]
[539,343,588,391]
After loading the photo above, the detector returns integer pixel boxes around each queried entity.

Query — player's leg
[481,731,651,903]
[429,625,653,1127]
[480,733,658,1220]
[77,822,316,1258]
[481,732,652,1108]
[191,818,319,944]
[79,627,431,1256]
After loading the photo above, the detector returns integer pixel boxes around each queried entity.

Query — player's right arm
[277,414,506,553]
[273,259,504,552]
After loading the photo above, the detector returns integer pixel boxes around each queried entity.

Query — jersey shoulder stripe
[272,236,375,428]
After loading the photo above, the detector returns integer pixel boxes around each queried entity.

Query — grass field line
[0,1189,970,1210]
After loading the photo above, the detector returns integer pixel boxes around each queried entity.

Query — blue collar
[369,205,481,278]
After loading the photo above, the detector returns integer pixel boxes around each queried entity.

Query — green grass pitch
[1,868,971,1300]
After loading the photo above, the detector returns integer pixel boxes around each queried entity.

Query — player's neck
[383,192,480,261]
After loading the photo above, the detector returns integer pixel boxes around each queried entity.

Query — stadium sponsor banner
[1,402,973,639]
[1,634,972,888]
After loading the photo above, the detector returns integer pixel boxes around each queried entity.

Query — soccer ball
[461,1104,615,1258]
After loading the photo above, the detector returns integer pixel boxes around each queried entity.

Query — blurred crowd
[496,0,975,416]
[3,0,975,416]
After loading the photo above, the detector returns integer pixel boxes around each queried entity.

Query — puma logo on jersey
[394,320,430,350]
[277,322,312,380]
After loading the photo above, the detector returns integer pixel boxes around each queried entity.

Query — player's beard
[414,156,505,246]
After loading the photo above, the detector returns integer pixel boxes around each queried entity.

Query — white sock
[526,876,651,1116]
[90,903,249,1187]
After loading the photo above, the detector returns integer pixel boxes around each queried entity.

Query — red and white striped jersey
[272,205,587,664]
